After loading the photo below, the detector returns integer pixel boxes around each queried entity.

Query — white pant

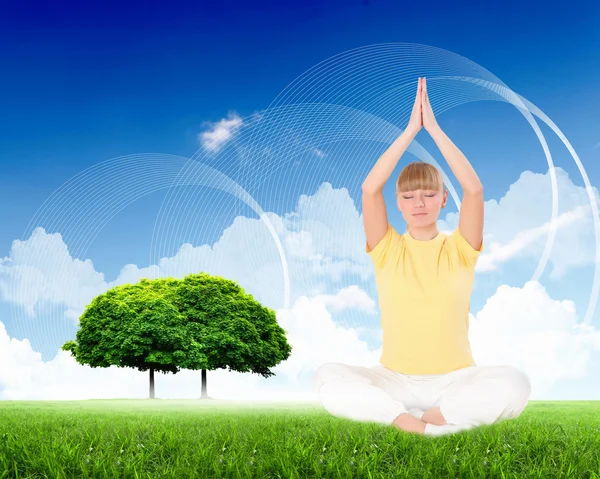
[312,361,532,436]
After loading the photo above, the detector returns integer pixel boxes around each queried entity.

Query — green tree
[174,273,292,398]
[62,274,292,399]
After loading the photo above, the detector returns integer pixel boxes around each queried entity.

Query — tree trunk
[200,368,208,399]
[149,367,155,399]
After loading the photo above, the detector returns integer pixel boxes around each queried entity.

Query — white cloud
[0,228,106,319]
[442,167,600,279]
[198,111,243,152]
[474,204,590,274]
[273,295,379,387]
[0,182,378,321]
[310,285,377,314]
[469,281,600,398]
[313,148,326,158]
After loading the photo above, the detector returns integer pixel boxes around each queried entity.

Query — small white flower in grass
[89,447,94,452]
[223,446,227,452]
[120,449,124,454]
[486,449,490,454]
[455,446,460,451]
[323,447,327,452]
[482,460,488,466]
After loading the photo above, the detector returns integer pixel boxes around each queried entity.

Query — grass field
[0,399,599,478]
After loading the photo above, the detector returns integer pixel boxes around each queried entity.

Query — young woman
[312,78,531,436]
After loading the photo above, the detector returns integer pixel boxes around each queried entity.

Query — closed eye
[403,195,435,199]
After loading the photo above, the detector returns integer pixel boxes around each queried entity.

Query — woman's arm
[362,79,424,193]
[429,128,483,194]
[431,127,484,251]
[421,77,483,194]
[361,128,418,193]
[421,77,483,251]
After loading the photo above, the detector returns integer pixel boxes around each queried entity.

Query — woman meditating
[312,77,531,436]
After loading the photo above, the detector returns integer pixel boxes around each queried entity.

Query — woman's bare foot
[392,413,426,434]
[422,406,447,425]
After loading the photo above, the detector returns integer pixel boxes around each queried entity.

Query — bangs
[396,162,443,194]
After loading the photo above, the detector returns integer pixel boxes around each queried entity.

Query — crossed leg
[394,364,532,436]
[313,362,531,437]
[421,365,532,436]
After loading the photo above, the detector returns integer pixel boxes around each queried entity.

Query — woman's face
[397,189,447,224]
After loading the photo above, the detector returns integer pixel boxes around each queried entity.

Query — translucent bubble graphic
[8,154,289,349]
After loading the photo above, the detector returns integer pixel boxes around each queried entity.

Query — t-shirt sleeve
[451,227,484,268]
[366,222,399,269]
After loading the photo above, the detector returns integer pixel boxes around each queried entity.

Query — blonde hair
[396,161,444,196]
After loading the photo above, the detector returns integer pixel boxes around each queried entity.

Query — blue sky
[0,0,599,400]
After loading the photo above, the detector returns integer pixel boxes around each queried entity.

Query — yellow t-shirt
[366,223,484,375]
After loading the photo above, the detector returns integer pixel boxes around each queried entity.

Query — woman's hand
[406,77,423,135]
[421,77,441,134]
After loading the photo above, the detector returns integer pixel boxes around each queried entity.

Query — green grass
[0,400,599,478]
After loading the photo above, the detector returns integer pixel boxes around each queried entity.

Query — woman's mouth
[413,213,427,216]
